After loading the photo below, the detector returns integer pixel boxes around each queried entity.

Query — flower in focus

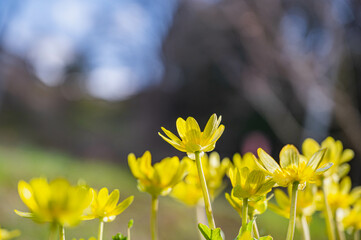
[171,152,231,206]
[228,167,275,200]
[159,114,225,159]
[15,178,93,227]
[83,188,134,222]
[302,137,354,180]
[225,191,271,218]
[128,151,188,197]
[0,228,20,240]
[257,145,330,189]
[268,184,317,219]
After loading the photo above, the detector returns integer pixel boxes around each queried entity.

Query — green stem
[242,198,248,227]
[333,211,345,240]
[252,218,260,239]
[151,196,159,240]
[49,223,57,240]
[128,226,131,240]
[195,151,216,229]
[196,204,207,240]
[301,215,310,240]
[286,181,299,240]
[354,229,360,240]
[98,219,104,240]
[59,225,65,240]
[322,180,336,240]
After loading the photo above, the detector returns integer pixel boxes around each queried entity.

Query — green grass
[0,145,330,239]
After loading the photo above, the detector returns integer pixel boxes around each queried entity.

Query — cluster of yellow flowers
[14,113,360,240]
[128,114,360,240]
[16,178,133,240]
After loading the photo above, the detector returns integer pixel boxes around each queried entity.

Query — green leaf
[198,223,223,240]
[112,233,127,240]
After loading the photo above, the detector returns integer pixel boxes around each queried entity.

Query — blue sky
[0,0,178,100]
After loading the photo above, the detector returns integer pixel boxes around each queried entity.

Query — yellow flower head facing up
[257,145,330,190]
[159,114,225,159]
[322,177,361,213]
[83,188,134,222]
[0,228,20,240]
[302,137,354,180]
[268,184,317,219]
[171,152,231,206]
[128,151,188,197]
[225,191,271,218]
[228,167,275,200]
[15,178,93,227]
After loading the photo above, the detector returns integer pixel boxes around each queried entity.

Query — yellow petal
[97,188,109,209]
[176,117,187,139]
[18,180,38,213]
[340,177,351,194]
[279,145,299,169]
[112,196,134,216]
[306,148,326,171]
[302,138,320,158]
[201,114,217,143]
[340,149,354,164]
[154,157,179,186]
[160,127,182,143]
[185,117,201,144]
[128,153,143,179]
[104,189,120,212]
[257,148,281,173]
[158,133,186,152]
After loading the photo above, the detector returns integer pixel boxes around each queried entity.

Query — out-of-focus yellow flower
[128,151,188,197]
[171,152,231,206]
[159,114,225,159]
[232,152,261,171]
[229,167,275,200]
[269,184,317,219]
[322,177,361,212]
[257,145,330,189]
[15,178,93,227]
[302,137,354,180]
[342,200,361,231]
[83,188,133,222]
[0,228,20,240]
[225,191,271,218]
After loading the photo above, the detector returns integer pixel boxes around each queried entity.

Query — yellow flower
[302,137,354,180]
[228,167,275,200]
[323,177,361,212]
[0,228,20,240]
[225,191,271,218]
[159,114,225,159]
[15,178,93,227]
[232,152,261,171]
[342,200,361,231]
[268,184,317,219]
[128,151,188,197]
[83,188,133,222]
[257,145,330,189]
[171,152,231,206]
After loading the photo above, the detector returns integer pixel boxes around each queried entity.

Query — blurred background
[0,0,360,239]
